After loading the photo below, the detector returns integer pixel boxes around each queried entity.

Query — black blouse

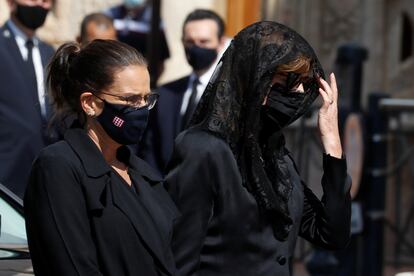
[25,128,180,276]
[165,128,351,276]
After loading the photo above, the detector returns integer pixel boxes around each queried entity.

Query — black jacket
[139,76,190,175]
[24,128,180,276]
[0,23,55,198]
[165,129,351,276]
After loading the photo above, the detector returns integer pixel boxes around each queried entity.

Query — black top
[24,128,180,276]
[187,21,326,239]
[165,129,351,276]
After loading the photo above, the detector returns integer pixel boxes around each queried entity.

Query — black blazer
[165,128,352,276]
[24,128,180,276]
[0,23,55,198]
[139,76,190,175]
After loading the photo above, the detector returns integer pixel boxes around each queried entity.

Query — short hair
[183,9,225,39]
[80,13,114,44]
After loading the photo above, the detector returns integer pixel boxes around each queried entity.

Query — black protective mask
[263,84,306,130]
[185,45,218,71]
[15,4,49,30]
[97,101,149,145]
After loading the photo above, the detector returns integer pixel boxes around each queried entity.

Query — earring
[87,110,95,116]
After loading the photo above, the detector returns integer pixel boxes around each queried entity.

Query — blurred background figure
[0,0,55,198]
[77,12,117,45]
[106,0,170,84]
[139,9,227,175]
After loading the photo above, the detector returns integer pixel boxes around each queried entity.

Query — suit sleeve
[299,154,352,250]
[164,133,221,276]
[24,155,103,276]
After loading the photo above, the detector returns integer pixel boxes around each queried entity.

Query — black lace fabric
[189,21,324,241]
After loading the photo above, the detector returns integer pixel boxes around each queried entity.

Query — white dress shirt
[180,61,218,115]
[7,20,46,118]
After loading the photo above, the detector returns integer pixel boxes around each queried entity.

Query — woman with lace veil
[165,21,351,276]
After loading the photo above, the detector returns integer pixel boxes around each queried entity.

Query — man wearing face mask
[106,0,170,84]
[0,0,55,198]
[138,9,227,175]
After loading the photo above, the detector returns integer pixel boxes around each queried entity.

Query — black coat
[165,129,352,276]
[0,23,55,198]
[24,128,180,276]
[139,76,190,175]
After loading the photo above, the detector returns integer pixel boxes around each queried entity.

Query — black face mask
[97,101,149,145]
[185,45,218,71]
[263,84,307,131]
[15,4,49,30]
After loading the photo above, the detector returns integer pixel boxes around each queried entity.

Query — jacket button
[276,255,287,265]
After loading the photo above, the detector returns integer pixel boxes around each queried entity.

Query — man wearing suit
[140,9,226,175]
[0,0,55,198]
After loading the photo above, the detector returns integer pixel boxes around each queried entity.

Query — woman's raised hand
[318,73,342,158]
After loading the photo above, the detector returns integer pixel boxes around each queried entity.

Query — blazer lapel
[65,130,175,274]
[1,24,35,93]
[129,171,171,246]
[172,76,190,135]
[38,42,51,67]
[180,76,192,134]
[110,175,173,275]
[2,24,24,63]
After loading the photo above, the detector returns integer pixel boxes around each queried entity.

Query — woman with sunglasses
[165,22,351,275]
[24,39,179,276]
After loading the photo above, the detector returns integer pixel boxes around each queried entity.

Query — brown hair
[47,39,147,125]
[277,55,311,74]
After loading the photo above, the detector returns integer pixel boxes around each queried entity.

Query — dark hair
[183,9,225,39]
[47,39,147,125]
[79,12,115,44]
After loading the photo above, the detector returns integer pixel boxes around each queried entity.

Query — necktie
[182,77,199,129]
[25,39,38,94]
[26,39,45,118]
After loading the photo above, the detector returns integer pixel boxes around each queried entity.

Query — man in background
[139,9,227,175]
[106,0,170,83]
[0,0,55,198]
[78,12,117,45]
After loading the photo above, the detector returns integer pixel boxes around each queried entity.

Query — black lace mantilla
[189,21,324,241]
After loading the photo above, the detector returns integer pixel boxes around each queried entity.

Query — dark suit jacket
[0,23,55,198]
[24,128,180,276]
[165,128,352,276]
[139,75,190,175]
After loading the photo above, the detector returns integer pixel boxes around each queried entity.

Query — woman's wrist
[321,135,342,158]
